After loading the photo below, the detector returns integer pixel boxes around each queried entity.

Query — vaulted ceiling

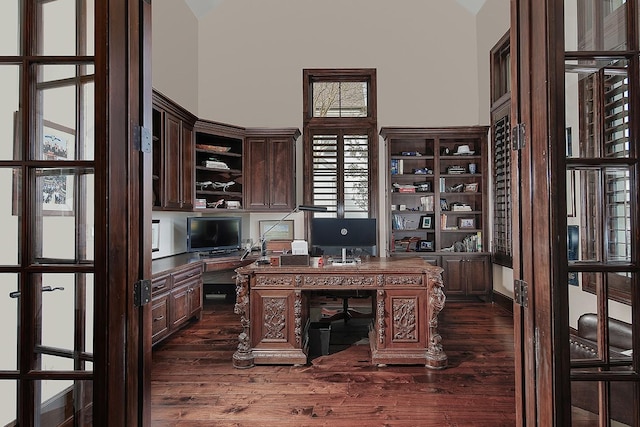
[184,0,489,19]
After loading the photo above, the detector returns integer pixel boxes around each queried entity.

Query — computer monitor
[310,218,377,257]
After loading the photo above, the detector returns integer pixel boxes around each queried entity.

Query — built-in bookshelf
[380,126,491,299]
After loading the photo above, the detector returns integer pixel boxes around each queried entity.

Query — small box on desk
[266,240,292,253]
[280,254,310,266]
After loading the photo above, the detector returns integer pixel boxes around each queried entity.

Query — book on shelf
[420,195,434,211]
[451,203,472,212]
[398,187,416,193]
[391,159,404,175]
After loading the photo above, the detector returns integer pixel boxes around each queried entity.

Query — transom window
[312,81,368,118]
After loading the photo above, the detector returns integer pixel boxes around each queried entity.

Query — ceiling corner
[455,0,487,15]
[185,0,223,19]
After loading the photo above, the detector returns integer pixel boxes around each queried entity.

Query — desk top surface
[237,257,443,276]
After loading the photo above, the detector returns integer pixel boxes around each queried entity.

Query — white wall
[476,0,511,123]
[153,0,512,256]
[194,0,486,129]
[152,0,199,114]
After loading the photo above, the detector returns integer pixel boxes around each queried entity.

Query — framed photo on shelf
[458,218,476,229]
[416,239,434,252]
[419,214,434,229]
[440,198,448,211]
[464,182,478,192]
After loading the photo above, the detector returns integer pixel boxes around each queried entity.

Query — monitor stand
[331,248,358,266]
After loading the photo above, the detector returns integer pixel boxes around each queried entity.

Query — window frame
[302,69,378,219]
[490,31,513,268]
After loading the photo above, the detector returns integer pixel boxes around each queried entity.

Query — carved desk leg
[425,274,447,368]
[233,273,254,368]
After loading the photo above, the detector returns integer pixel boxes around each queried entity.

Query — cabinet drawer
[151,274,171,295]
[172,263,202,285]
[151,294,169,344]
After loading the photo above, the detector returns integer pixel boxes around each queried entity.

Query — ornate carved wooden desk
[233,258,447,369]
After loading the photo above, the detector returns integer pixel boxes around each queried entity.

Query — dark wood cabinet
[245,128,300,211]
[152,90,197,211]
[380,126,492,299]
[442,254,491,298]
[152,90,300,213]
[151,262,203,346]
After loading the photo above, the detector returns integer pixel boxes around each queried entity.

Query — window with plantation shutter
[490,31,513,267]
[303,69,378,219]
[492,114,512,266]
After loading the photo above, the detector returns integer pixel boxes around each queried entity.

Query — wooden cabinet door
[170,283,190,328]
[245,130,298,211]
[442,255,490,297]
[465,256,490,295]
[164,113,182,209]
[268,137,295,210]
[181,123,195,210]
[381,289,428,350]
[441,256,465,295]
[151,293,170,344]
[245,137,269,210]
[250,289,298,349]
[188,279,202,319]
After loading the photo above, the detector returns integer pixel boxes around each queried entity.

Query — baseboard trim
[492,291,513,314]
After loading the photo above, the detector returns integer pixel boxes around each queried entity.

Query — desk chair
[319,290,374,324]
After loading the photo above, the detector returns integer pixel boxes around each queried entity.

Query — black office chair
[319,290,374,324]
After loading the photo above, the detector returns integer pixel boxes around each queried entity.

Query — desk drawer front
[303,274,377,288]
[384,275,424,287]
[255,275,296,288]
[173,264,202,285]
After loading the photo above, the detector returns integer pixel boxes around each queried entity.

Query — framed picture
[440,198,448,211]
[152,220,160,252]
[464,183,478,192]
[458,218,476,229]
[12,116,77,216]
[259,220,294,241]
[419,214,434,229]
[416,240,434,252]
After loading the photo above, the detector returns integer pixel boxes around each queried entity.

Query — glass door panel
[37,379,93,426]
[0,168,20,264]
[0,273,19,371]
[37,64,95,162]
[0,0,19,56]
[0,65,20,161]
[565,0,628,51]
[0,380,17,426]
[38,0,95,56]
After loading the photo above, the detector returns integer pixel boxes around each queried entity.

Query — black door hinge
[514,279,529,307]
[134,279,152,307]
[134,125,152,154]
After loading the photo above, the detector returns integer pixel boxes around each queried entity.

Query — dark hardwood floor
[151,296,516,426]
